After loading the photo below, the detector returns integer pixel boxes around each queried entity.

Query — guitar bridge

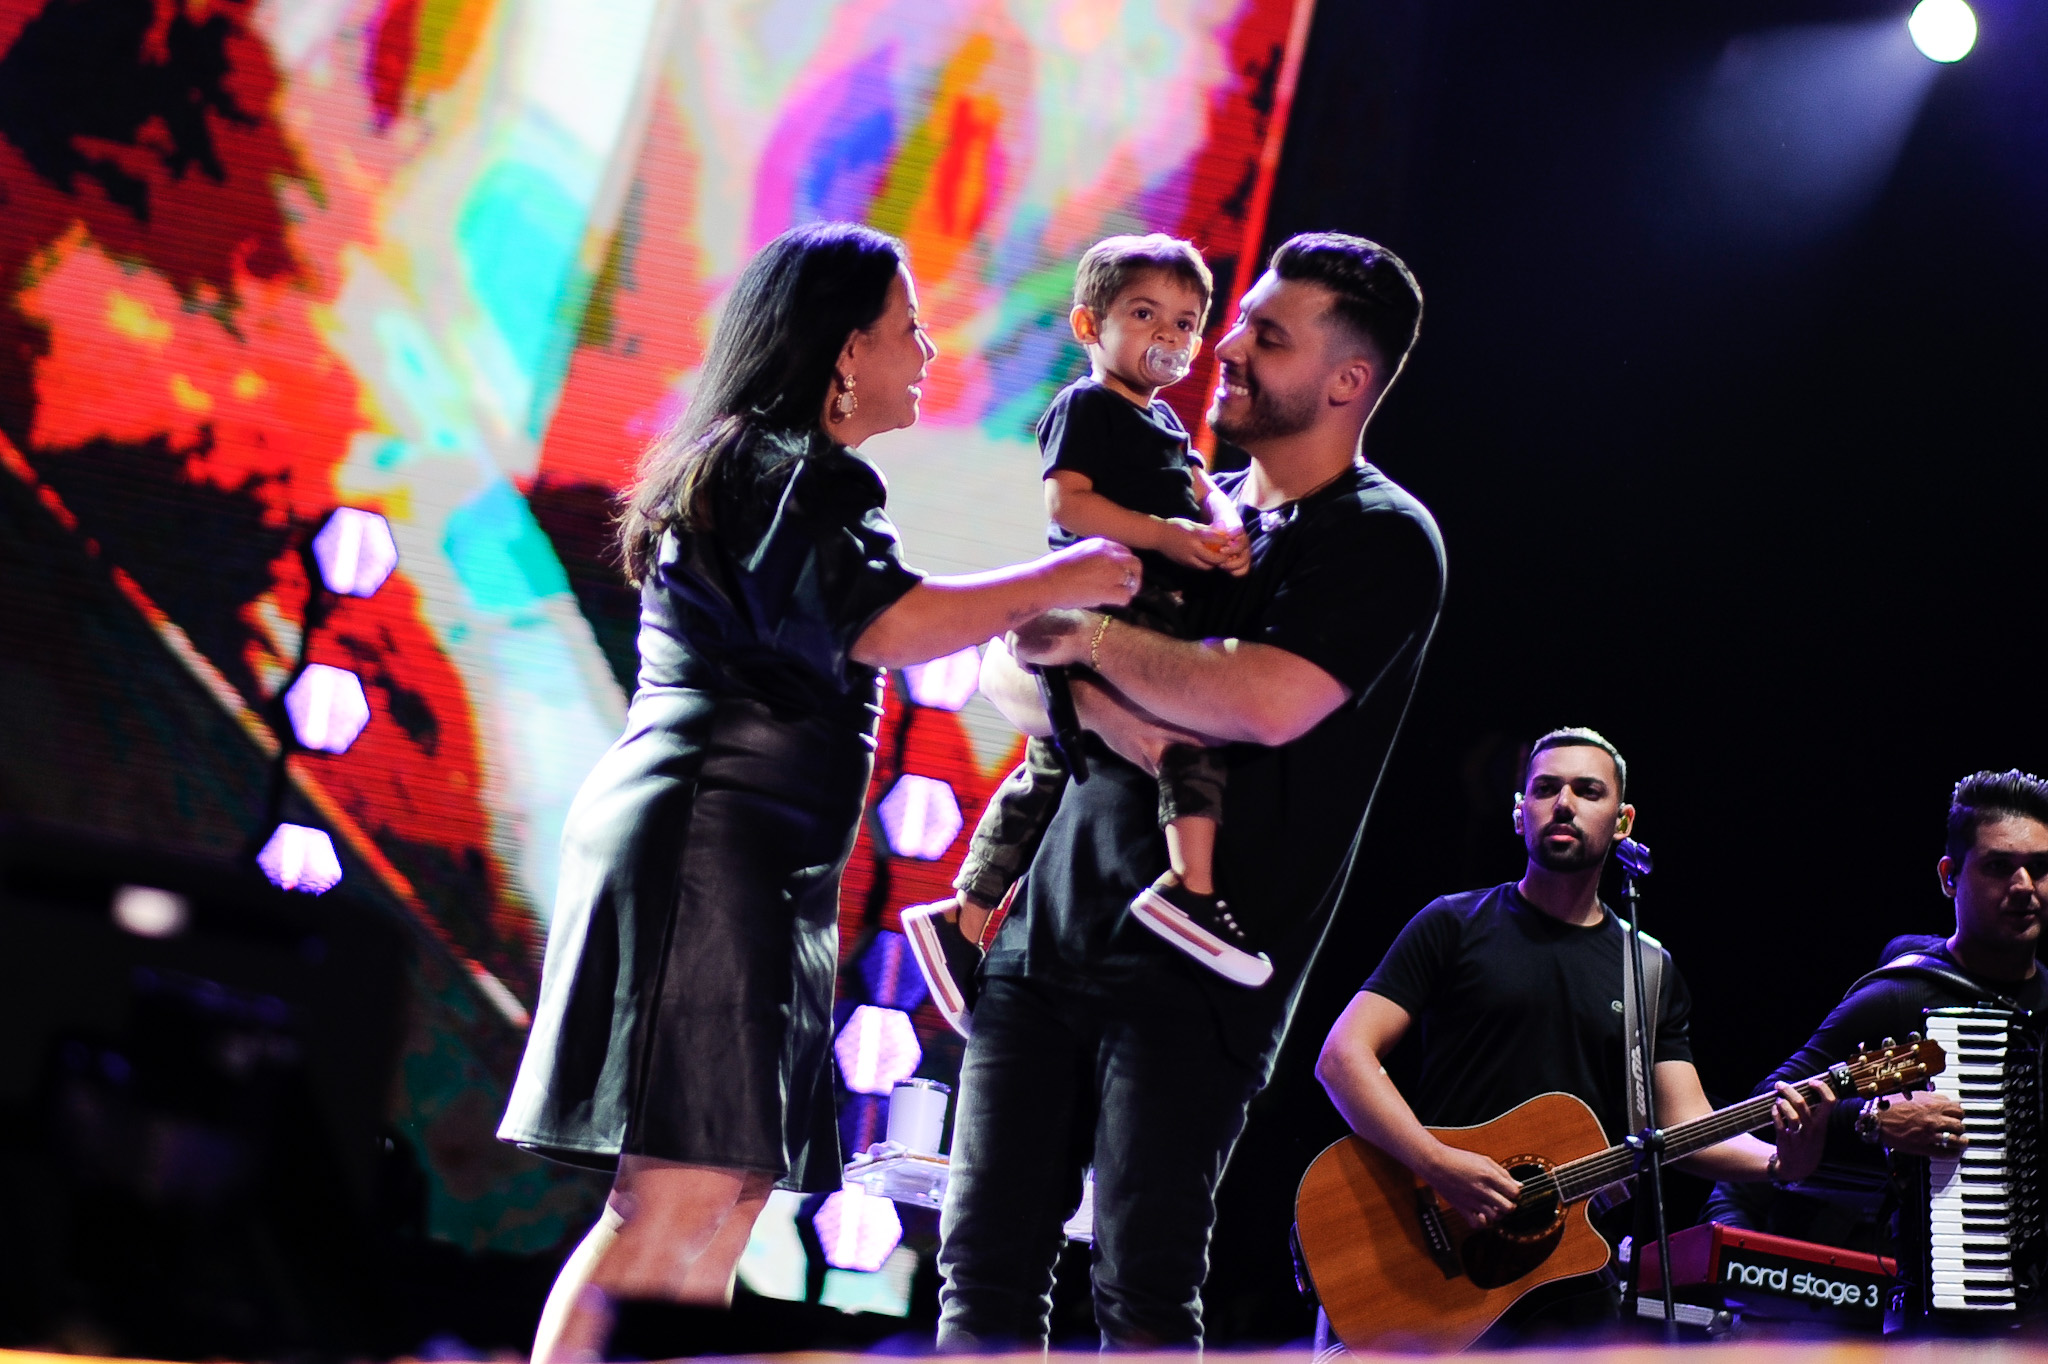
[1413,1185,1463,1279]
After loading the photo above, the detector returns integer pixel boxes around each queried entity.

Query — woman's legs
[676,1174,775,1301]
[533,1200,625,1364]
[531,1157,778,1364]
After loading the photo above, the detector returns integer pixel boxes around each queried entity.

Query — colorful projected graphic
[0,0,1309,1248]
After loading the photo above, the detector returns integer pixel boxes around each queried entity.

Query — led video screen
[0,0,1307,1243]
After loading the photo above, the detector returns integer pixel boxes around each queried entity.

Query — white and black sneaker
[1130,876,1273,987]
[902,899,983,1037]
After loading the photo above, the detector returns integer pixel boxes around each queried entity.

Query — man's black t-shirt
[984,459,1445,1076]
[1363,884,1695,1145]
[1760,935,2045,1099]
[1037,377,1202,583]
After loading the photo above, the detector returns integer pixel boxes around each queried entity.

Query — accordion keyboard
[1925,1010,2031,1312]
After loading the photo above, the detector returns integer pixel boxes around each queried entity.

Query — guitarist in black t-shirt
[1701,769,2048,1252]
[1313,727,1836,1340]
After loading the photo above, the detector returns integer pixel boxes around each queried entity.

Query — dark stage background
[3,0,2046,1355]
[1206,0,2048,1342]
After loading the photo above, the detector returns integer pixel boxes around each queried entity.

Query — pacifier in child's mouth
[1142,343,1194,387]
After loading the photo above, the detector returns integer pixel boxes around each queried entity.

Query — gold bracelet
[1089,613,1114,672]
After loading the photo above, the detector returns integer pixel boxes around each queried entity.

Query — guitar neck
[1544,1076,1833,1204]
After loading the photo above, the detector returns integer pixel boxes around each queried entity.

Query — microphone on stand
[1611,830,1669,1336]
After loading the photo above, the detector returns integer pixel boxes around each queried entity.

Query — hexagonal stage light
[902,645,981,711]
[833,1004,921,1096]
[859,930,929,1012]
[311,507,399,598]
[284,663,371,754]
[876,774,962,860]
[257,823,343,894]
[813,1184,902,1273]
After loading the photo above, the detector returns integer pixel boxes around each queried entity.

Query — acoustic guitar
[1294,1037,1943,1352]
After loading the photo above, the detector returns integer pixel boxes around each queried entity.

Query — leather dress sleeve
[795,448,926,662]
[722,434,923,689]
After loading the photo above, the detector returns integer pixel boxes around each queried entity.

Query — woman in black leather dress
[500,222,1138,1360]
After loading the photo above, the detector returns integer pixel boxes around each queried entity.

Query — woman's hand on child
[1044,537,1141,610]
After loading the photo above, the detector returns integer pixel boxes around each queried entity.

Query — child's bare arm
[1190,465,1251,577]
[1046,471,1165,550]
[1045,472,1229,572]
[1190,464,1243,535]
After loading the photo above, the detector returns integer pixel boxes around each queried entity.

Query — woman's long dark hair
[617,221,906,583]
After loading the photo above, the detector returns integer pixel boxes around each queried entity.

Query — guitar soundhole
[1460,1157,1566,1290]
[1495,1158,1564,1243]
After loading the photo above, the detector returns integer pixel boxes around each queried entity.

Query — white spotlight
[1909,0,1977,63]
[112,885,190,938]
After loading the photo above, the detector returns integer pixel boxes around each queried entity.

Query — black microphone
[1614,837,1653,878]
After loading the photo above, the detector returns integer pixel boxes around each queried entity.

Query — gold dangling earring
[833,373,858,421]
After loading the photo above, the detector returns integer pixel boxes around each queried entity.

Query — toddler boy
[905,234,1266,1037]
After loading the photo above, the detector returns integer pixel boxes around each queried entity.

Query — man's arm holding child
[1008,608,1348,749]
[980,641,1215,775]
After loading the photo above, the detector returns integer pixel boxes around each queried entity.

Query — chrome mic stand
[1615,836,1678,1341]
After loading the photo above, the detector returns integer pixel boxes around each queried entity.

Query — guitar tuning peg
[1881,1037,1897,1049]
[1908,1031,1922,1043]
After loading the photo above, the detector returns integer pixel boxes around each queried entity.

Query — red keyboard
[1637,1223,1898,1319]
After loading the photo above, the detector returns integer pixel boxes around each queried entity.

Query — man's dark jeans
[936,973,1261,1350]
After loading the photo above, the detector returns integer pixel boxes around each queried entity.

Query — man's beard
[1531,823,1606,873]
[1211,374,1319,444]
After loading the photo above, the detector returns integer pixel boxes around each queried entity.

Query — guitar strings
[1509,1059,1906,1210]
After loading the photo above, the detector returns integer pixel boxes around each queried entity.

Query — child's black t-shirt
[1037,377,1203,581]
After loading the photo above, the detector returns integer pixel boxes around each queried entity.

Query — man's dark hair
[1074,234,1214,325]
[1946,769,2048,865]
[1268,232,1422,389]
[1527,726,1627,802]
